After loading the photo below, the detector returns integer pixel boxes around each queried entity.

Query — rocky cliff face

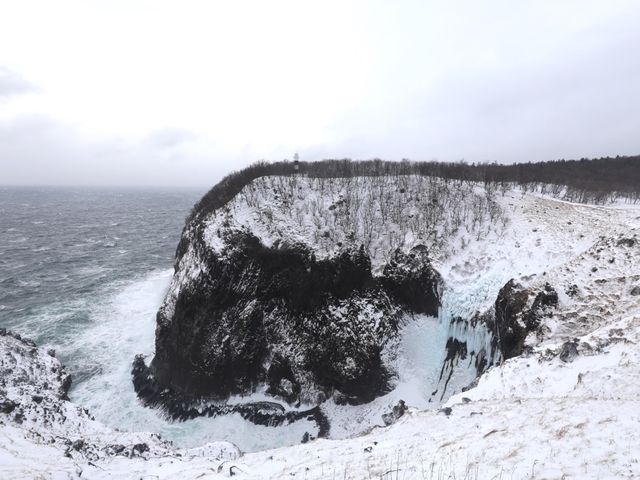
[0,329,197,465]
[133,175,508,419]
[135,230,441,413]
[133,172,530,429]
[490,280,558,359]
[436,279,559,390]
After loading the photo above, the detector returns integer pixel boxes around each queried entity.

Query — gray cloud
[0,66,35,98]
[144,128,201,150]
[0,115,236,187]
[0,2,639,186]
[323,11,640,164]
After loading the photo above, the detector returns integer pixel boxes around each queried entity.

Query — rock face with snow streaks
[0,329,202,466]
[435,280,560,388]
[133,175,495,414]
[141,231,441,410]
[0,329,73,428]
[490,280,559,360]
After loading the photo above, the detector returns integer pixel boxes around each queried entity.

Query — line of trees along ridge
[188,156,640,223]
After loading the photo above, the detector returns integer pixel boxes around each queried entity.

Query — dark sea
[0,186,200,344]
[0,186,315,451]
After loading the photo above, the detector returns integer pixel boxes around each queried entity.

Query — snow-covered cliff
[2,175,639,479]
[134,175,507,436]
[0,328,240,478]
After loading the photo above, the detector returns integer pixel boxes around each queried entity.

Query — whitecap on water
[65,269,314,452]
[50,263,498,452]
[76,266,109,276]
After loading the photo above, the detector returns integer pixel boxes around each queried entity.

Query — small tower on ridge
[293,152,300,172]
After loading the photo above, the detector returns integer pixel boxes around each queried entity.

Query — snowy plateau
[2,174,640,479]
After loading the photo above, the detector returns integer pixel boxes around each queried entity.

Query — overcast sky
[1,0,639,186]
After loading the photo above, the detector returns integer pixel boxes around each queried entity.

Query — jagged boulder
[381,399,407,426]
[490,281,559,360]
[559,340,579,362]
[524,283,559,330]
[0,329,72,407]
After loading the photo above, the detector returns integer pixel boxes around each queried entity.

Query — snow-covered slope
[0,329,240,478]
[2,182,639,479]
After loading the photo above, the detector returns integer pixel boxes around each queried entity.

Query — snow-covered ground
[2,184,640,479]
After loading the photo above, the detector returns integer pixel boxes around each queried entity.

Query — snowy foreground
[2,188,640,479]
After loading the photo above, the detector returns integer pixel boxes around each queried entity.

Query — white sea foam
[72,271,451,449]
[65,268,315,451]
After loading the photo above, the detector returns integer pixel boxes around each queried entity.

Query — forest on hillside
[190,156,640,222]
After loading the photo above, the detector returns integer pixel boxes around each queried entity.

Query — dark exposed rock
[265,357,301,405]
[132,443,149,455]
[0,399,17,414]
[566,284,579,297]
[107,444,126,455]
[524,283,559,330]
[487,281,558,360]
[59,374,72,400]
[630,286,640,296]
[72,439,85,451]
[331,390,356,406]
[229,465,243,476]
[132,355,331,437]
[475,350,488,375]
[491,280,530,360]
[0,329,35,347]
[617,237,636,247]
[438,407,452,416]
[381,400,407,426]
[139,229,442,416]
[460,377,479,392]
[381,246,441,316]
[559,340,579,363]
